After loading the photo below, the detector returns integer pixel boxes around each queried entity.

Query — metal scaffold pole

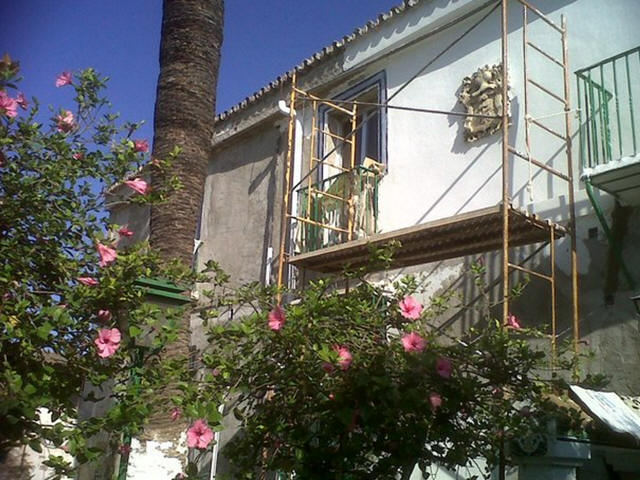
[501,0,511,329]
[561,14,581,365]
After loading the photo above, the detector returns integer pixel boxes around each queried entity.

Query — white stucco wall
[338,0,640,232]
[126,434,188,480]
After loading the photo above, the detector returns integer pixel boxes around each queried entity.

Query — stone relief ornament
[458,64,509,142]
[512,431,548,457]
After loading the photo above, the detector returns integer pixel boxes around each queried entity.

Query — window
[318,71,387,179]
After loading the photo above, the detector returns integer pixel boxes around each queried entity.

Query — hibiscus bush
[193,262,585,480]
[0,55,211,477]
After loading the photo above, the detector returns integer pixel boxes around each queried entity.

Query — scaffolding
[276,0,579,361]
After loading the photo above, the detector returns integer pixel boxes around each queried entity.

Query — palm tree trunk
[151,0,223,266]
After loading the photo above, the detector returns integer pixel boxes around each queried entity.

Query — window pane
[364,111,380,161]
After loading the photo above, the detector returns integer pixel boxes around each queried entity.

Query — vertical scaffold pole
[276,73,297,303]
[308,100,318,251]
[522,5,532,201]
[501,0,511,329]
[550,224,557,366]
[347,104,358,241]
[561,15,581,364]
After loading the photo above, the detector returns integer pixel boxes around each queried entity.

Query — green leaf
[28,439,42,453]
[36,322,53,340]
[129,325,142,338]
[23,384,37,396]
[185,462,198,476]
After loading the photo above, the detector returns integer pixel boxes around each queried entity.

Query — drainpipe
[583,177,636,290]
[278,99,303,208]
[264,247,273,286]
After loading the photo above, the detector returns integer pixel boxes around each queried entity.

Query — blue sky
[2,1,399,143]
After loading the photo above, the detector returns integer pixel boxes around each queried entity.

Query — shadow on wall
[0,447,35,480]
[408,96,517,226]
[408,207,640,393]
[248,132,281,286]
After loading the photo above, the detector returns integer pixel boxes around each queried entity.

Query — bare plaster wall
[199,123,285,286]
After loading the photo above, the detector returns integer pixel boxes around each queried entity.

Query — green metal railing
[576,46,640,169]
[295,166,379,253]
[576,48,639,292]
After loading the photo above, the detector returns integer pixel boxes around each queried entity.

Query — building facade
[197,0,640,478]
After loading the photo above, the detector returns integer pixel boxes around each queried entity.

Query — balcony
[577,46,640,204]
[293,166,379,254]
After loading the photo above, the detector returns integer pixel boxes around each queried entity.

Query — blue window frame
[317,71,388,179]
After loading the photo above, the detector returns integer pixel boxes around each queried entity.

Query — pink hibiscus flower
[268,305,286,331]
[401,331,427,352]
[436,357,452,379]
[399,295,422,320]
[124,178,150,195]
[0,91,18,118]
[56,110,75,133]
[55,71,73,87]
[94,328,121,358]
[97,309,112,323]
[16,92,28,109]
[133,139,149,153]
[506,314,521,329]
[118,226,134,237]
[334,345,352,370]
[97,243,117,267]
[187,419,214,449]
[429,392,442,411]
[77,276,99,286]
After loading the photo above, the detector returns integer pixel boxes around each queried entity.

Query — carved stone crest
[458,64,509,142]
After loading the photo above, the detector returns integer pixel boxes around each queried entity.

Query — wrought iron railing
[576,46,640,169]
[294,166,379,253]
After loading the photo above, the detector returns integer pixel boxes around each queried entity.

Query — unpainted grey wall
[198,123,285,287]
